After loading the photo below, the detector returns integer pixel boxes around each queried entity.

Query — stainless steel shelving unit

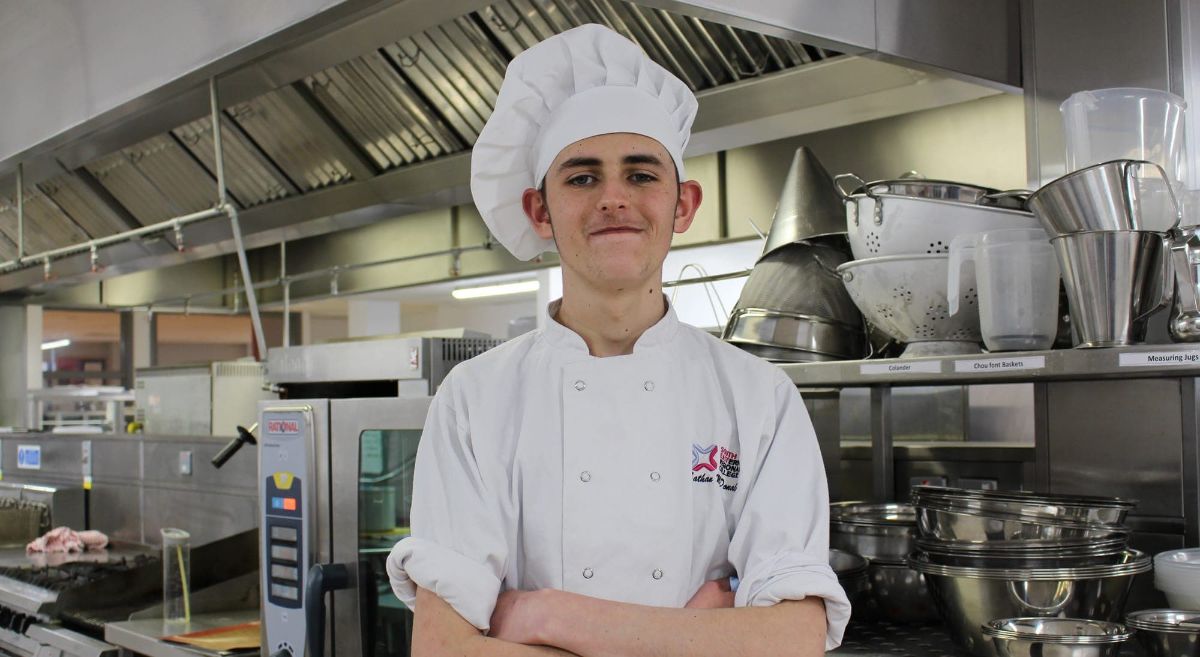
[780,343,1200,387]
[780,343,1200,550]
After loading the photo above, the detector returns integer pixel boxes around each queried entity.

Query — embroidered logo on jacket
[691,444,718,472]
[692,443,739,491]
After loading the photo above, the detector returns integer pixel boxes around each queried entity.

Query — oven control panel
[260,406,314,657]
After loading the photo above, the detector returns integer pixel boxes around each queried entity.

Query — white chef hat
[470,23,698,261]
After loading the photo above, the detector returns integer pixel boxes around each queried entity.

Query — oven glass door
[360,428,419,656]
[331,397,432,657]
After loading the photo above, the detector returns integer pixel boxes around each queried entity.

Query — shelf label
[954,356,1046,373]
[860,360,942,375]
[1118,350,1200,367]
[17,445,40,470]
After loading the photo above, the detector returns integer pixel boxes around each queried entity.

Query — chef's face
[522,133,702,292]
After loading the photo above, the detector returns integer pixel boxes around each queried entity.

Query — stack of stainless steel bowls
[1125,609,1200,656]
[829,502,937,622]
[828,548,870,609]
[982,618,1132,657]
[908,486,1150,657]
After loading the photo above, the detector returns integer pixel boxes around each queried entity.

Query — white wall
[401,298,538,339]
[0,305,40,427]
[302,314,348,345]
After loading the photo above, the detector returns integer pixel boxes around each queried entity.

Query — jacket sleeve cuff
[386,537,503,632]
[735,555,852,651]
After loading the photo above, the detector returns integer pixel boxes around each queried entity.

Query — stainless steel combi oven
[258,335,499,657]
[259,396,430,657]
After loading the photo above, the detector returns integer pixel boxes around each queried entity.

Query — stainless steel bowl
[912,485,1136,528]
[854,560,939,623]
[916,536,1129,569]
[830,548,869,607]
[983,618,1131,657]
[830,502,916,561]
[1125,609,1200,657]
[915,504,1128,544]
[908,550,1150,657]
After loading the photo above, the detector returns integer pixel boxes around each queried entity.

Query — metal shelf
[780,343,1200,387]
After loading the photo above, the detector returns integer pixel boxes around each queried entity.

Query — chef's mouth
[591,226,643,236]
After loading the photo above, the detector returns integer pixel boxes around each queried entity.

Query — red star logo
[692,443,718,472]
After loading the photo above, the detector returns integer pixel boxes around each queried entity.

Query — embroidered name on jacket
[691,443,739,491]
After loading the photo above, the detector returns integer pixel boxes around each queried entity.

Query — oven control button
[271,564,300,581]
[271,583,300,601]
[270,526,298,542]
[271,545,298,562]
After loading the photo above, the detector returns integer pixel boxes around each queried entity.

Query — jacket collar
[542,295,680,356]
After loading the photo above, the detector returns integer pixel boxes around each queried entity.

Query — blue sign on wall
[17,445,41,470]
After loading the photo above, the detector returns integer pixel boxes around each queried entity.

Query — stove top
[0,555,155,592]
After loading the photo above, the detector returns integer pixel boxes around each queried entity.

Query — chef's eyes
[566,174,597,186]
[564,172,659,186]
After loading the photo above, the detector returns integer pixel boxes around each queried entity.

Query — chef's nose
[596,180,629,213]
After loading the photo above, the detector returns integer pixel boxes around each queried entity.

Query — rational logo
[267,419,301,435]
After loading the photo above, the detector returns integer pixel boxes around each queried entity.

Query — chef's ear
[523,187,555,240]
[673,180,702,234]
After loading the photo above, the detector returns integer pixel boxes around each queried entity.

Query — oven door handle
[305,562,352,657]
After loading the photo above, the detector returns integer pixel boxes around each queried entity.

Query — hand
[685,578,735,609]
[488,589,550,645]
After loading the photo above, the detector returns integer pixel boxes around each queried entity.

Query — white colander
[847,195,1044,259]
[837,254,982,357]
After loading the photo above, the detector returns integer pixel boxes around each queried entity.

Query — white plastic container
[1061,88,1187,183]
[1154,548,1200,610]
[948,228,1060,352]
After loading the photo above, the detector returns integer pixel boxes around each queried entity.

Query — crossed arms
[411,580,828,657]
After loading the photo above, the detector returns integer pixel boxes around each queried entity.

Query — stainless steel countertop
[105,610,259,657]
[0,543,155,570]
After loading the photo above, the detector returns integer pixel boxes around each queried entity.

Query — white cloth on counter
[26,527,109,553]
[470,23,698,261]
[386,298,849,650]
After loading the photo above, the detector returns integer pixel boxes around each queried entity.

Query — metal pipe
[225,203,267,359]
[16,163,24,260]
[283,242,490,283]
[283,281,292,348]
[210,78,229,207]
[0,206,226,271]
[210,75,266,359]
[126,241,493,312]
[281,242,290,348]
[662,268,749,288]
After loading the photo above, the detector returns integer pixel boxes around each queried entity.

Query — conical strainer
[761,147,847,258]
[724,239,866,359]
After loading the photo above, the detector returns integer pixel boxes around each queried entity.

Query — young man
[387,24,849,656]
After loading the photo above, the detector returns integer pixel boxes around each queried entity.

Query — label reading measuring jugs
[1119,350,1200,367]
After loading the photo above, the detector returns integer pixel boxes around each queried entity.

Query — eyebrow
[556,153,667,171]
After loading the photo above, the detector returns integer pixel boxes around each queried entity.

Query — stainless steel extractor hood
[0,0,1015,295]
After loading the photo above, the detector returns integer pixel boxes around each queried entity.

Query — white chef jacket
[387,298,850,650]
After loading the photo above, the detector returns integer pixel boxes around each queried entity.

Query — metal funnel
[761,147,846,258]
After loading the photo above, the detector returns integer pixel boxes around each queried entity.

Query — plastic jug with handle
[949,228,1060,352]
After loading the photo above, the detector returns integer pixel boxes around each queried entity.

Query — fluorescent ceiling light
[451,280,539,300]
[41,339,71,351]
